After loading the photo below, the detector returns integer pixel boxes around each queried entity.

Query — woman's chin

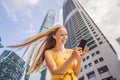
[62,42,66,45]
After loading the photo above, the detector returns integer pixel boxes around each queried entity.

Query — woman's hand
[72,45,89,60]
[72,47,83,60]
[72,45,89,76]
[81,45,89,58]
[72,47,84,76]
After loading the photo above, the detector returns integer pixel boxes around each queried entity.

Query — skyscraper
[0,50,29,80]
[39,9,55,80]
[39,9,55,33]
[63,0,120,80]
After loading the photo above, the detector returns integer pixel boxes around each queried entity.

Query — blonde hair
[9,24,65,73]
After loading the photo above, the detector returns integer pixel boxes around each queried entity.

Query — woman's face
[53,27,68,45]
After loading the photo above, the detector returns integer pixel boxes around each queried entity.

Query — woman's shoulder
[44,49,53,54]
[44,49,55,58]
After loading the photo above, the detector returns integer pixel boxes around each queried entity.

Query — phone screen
[78,39,87,51]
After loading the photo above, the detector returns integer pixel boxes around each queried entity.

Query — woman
[10,24,88,80]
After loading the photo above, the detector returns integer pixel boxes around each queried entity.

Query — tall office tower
[63,0,120,80]
[0,50,29,80]
[39,9,55,33]
[39,9,55,80]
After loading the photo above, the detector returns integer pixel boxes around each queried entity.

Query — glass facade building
[63,0,120,80]
[0,50,29,80]
[39,9,55,33]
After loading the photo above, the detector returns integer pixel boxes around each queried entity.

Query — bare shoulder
[44,49,51,53]
[44,49,52,56]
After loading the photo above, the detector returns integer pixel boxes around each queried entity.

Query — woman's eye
[60,34,64,36]
[60,34,67,36]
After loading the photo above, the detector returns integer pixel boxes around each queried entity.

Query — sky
[0,0,120,79]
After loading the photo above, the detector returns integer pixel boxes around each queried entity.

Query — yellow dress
[51,49,78,80]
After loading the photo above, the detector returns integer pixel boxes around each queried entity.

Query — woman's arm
[73,57,83,76]
[73,46,89,76]
[68,49,83,76]
[44,50,75,75]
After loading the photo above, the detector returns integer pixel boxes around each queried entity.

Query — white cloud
[81,0,120,35]
[1,0,39,22]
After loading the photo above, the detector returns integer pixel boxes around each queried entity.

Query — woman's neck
[54,44,65,51]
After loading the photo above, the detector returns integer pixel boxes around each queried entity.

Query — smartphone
[78,39,87,51]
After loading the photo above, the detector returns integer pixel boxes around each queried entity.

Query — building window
[94,60,99,64]
[97,38,100,41]
[91,29,94,31]
[95,34,98,37]
[91,53,95,57]
[96,51,100,55]
[97,65,109,74]
[93,31,96,34]
[87,71,96,79]
[88,24,91,26]
[89,44,97,51]
[99,57,104,62]
[86,56,90,60]
[83,58,86,62]
[88,63,92,67]
[87,40,95,47]
[84,65,87,69]
[90,27,93,29]
[99,41,103,45]
[79,76,84,80]
[87,37,93,42]
[102,76,114,80]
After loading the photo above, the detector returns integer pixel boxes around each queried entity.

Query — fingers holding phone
[72,39,88,59]
[72,47,82,59]
[78,39,88,57]
[82,45,89,57]
[77,47,83,56]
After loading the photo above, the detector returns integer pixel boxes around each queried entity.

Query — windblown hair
[9,24,65,73]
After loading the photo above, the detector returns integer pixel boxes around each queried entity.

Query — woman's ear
[52,34,56,40]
